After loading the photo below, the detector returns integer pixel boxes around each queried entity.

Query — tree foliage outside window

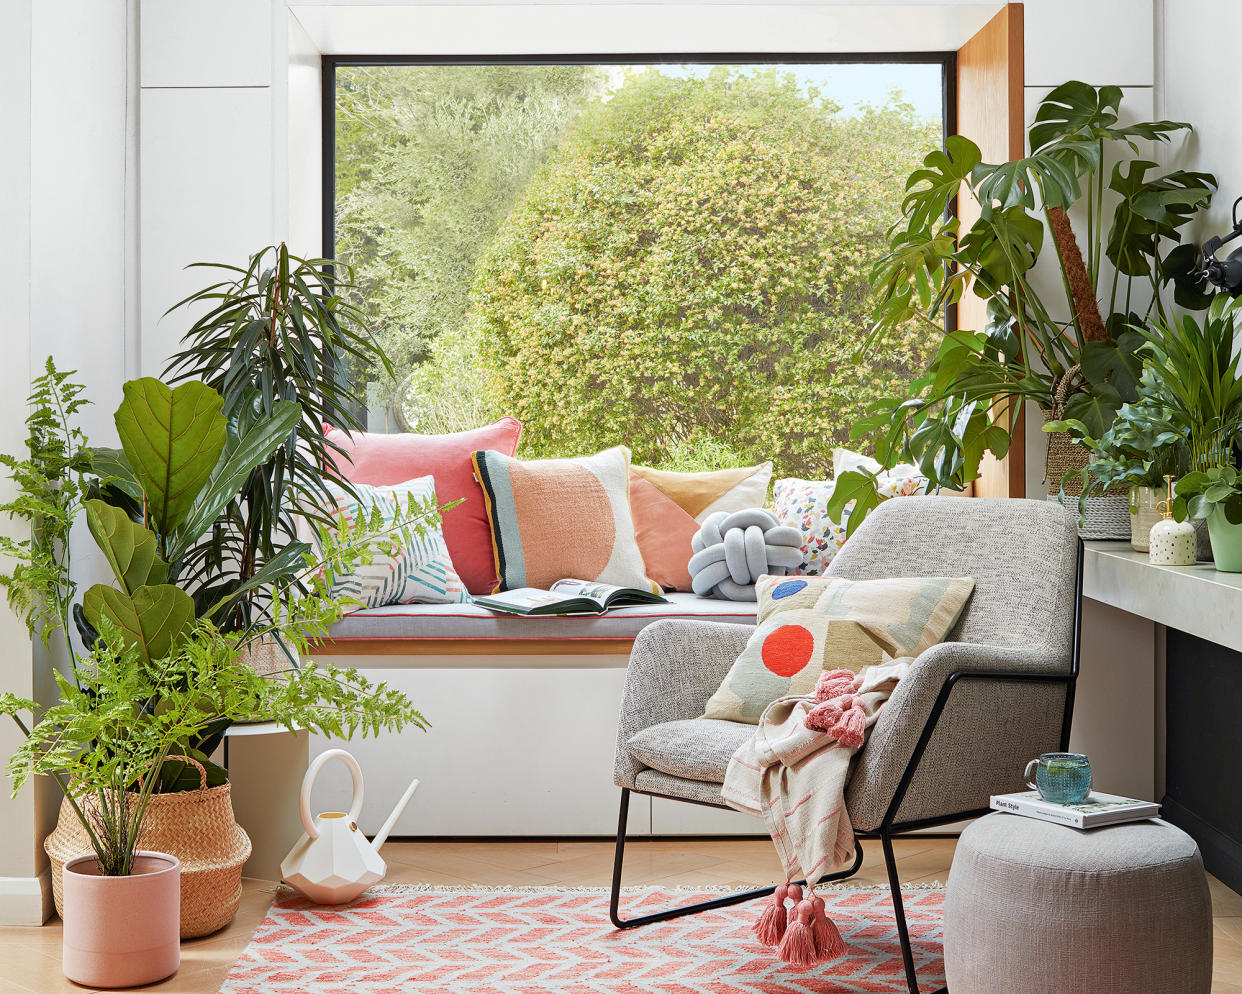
[334,63,941,476]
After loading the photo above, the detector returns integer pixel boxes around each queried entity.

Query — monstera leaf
[900,135,982,233]
[114,378,226,536]
[85,499,167,595]
[82,583,195,665]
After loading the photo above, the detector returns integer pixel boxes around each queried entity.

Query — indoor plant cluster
[0,247,431,987]
[829,80,1217,535]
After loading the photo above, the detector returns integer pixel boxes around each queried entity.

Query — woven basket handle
[161,754,208,795]
[1051,363,1082,421]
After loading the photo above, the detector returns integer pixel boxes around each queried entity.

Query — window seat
[310,592,758,656]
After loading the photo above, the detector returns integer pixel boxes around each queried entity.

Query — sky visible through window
[333,60,944,478]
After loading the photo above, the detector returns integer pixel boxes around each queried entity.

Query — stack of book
[989,790,1160,829]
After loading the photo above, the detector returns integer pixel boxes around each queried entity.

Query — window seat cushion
[322,592,757,642]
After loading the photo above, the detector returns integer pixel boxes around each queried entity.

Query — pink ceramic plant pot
[61,851,180,988]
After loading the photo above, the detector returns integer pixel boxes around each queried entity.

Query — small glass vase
[1129,486,1162,552]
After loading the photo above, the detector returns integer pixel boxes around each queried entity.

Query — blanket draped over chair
[721,658,911,968]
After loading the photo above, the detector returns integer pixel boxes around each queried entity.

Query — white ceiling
[289,3,1003,56]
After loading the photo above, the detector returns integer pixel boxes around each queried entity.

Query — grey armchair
[611,497,1083,994]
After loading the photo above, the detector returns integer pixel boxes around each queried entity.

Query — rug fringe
[291,881,945,898]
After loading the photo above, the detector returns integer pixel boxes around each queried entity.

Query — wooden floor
[3,836,1242,992]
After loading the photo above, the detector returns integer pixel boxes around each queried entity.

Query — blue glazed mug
[1024,752,1092,804]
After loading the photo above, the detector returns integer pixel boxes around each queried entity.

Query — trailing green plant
[0,360,95,668]
[0,614,425,876]
[834,80,1216,534]
[163,243,392,633]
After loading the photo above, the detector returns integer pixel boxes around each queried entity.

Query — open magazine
[473,579,667,617]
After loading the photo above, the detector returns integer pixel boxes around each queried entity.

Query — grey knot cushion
[687,509,802,600]
[945,813,1212,994]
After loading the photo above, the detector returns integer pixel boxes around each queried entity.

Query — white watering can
[280,749,420,905]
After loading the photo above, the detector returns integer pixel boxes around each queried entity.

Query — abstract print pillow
[306,476,469,613]
[774,460,929,576]
[702,573,974,723]
[472,445,658,593]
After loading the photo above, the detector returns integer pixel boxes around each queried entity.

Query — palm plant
[833,81,1216,533]
[163,244,392,634]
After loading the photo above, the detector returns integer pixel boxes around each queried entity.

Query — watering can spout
[371,775,420,853]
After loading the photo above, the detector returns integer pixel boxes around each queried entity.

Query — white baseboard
[0,867,52,925]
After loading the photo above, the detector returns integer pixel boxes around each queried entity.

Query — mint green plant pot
[1207,507,1242,572]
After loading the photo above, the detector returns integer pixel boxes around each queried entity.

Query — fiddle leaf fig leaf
[89,447,143,503]
[82,583,195,665]
[84,499,167,595]
[114,378,226,537]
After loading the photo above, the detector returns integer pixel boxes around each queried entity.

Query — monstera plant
[832,80,1217,533]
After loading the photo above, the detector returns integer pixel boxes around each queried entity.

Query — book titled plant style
[990,790,1160,830]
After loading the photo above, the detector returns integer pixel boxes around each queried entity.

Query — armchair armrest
[613,619,753,789]
[846,641,1073,832]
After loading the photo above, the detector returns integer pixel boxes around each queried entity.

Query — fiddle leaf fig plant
[838,80,1216,535]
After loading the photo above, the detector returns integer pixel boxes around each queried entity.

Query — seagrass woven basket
[1042,380,1130,540]
[45,756,251,938]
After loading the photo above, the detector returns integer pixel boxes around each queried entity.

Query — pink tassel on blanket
[777,895,821,969]
[810,893,845,960]
[753,882,789,947]
[804,692,867,746]
[814,668,858,701]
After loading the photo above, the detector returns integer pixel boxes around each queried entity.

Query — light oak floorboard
[1,837,1239,992]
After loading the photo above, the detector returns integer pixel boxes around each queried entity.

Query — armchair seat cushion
[627,719,754,784]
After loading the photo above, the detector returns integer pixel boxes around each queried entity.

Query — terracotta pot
[61,851,180,989]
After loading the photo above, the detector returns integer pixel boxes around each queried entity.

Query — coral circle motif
[762,624,815,677]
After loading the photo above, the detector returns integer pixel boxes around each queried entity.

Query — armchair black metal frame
[609,541,1084,994]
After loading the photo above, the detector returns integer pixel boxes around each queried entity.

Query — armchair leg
[881,830,947,994]
[609,788,864,930]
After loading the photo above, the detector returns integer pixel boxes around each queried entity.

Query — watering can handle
[300,748,365,841]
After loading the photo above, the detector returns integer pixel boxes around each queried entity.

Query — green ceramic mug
[1024,752,1092,804]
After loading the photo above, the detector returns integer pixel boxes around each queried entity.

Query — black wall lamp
[1203,195,1242,296]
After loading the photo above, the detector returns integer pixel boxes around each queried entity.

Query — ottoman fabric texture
[945,813,1212,994]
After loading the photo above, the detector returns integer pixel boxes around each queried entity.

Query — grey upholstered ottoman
[944,813,1212,994]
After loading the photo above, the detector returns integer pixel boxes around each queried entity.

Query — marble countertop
[1084,541,1242,651]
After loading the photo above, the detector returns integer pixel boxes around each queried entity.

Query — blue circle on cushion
[771,579,808,599]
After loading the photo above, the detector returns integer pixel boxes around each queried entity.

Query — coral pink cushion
[628,474,699,591]
[323,418,522,595]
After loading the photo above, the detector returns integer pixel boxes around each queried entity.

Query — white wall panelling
[138,87,275,374]
[140,0,274,87]
[310,663,658,837]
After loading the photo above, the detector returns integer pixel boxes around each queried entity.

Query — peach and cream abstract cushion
[630,462,772,524]
[628,474,700,591]
[472,446,658,593]
[703,573,975,723]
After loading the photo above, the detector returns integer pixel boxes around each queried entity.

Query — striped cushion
[310,476,470,612]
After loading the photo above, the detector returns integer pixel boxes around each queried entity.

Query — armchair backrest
[825,497,1078,653]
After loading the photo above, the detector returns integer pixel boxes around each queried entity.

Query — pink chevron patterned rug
[221,884,944,993]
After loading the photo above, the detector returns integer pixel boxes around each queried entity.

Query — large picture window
[325,55,950,479]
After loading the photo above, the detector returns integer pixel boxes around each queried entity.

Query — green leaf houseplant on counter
[1051,295,1242,563]
[836,80,1216,537]
[0,361,432,963]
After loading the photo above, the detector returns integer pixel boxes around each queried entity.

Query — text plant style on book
[473,579,668,617]
[990,790,1160,829]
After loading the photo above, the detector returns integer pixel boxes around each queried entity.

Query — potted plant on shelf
[831,80,1216,537]
[0,362,434,947]
[1052,295,1242,564]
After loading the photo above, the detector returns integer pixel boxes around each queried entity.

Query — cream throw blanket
[720,658,910,964]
